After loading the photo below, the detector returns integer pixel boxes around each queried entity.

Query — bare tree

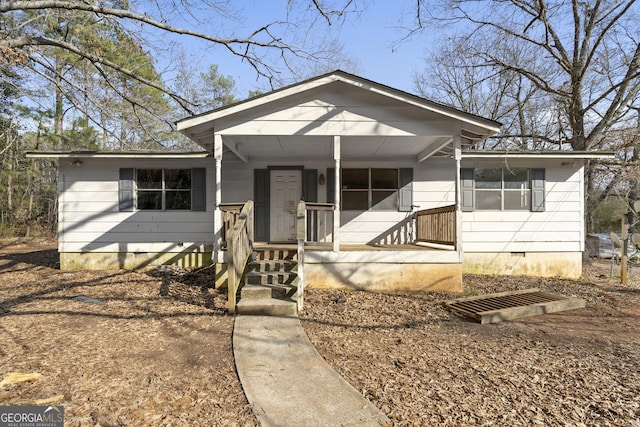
[416,35,573,151]
[411,0,640,231]
[413,0,640,151]
[0,1,360,148]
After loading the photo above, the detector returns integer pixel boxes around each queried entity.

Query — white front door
[270,170,302,241]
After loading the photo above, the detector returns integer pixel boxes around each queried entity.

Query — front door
[270,170,302,241]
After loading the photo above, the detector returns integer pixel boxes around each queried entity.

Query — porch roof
[176,70,501,162]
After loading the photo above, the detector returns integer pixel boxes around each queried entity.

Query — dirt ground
[1,239,639,426]
[0,239,257,426]
[302,264,640,426]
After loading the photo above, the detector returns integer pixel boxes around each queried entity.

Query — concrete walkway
[233,315,390,427]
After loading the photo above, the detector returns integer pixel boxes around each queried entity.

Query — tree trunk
[6,146,13,220]
[54,56,64,149]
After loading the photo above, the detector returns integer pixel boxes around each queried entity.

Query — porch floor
[253,242,446,252]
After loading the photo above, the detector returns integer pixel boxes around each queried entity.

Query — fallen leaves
[3,240,640,426]
[0,242,257,427]
[301,265,640,426]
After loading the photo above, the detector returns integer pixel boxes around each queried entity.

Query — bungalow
[28,71,611,312]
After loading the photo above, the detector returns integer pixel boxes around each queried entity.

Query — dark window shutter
[303,169,318,202]
[326,168,335,204]
[461,168,474,212]
[254,169,270,241]
[531,168,546,212]
[398,168,414,212]
[119,168,134,212]
[191,168,206,211]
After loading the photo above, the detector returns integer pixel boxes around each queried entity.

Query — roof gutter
[462,151,616,159]
[25,151,210,159]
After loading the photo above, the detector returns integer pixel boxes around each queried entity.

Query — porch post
[213,134,223,258]
[453,134,463,257]
[333,135,341,252]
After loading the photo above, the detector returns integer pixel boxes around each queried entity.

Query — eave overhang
[461,151,616,159]
[26,151,210,159]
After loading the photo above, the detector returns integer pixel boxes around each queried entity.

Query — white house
[29,71,612,305]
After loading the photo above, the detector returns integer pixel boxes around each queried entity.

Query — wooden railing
[220,203,244,248]
[296,201,306,312]
[415,204,456,248]
[305,202,334,246]
[226,201,254,313]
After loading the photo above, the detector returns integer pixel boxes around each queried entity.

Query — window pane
[138,191,162,210]
[476,190,501,210]
[371,169,398,189]
[137,169,162,189]
[504,190,530,210]
[342,191,368,210]
[166,191,191,210]
[372,190,397,210]
[165,169,191,189]
[504,169,529,189]
[342,169,368,189]
[475,168,501,189]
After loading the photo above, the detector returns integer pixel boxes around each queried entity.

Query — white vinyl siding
[461,163,583,253]
[57,155,583,256]
[337,160,451,244]
[214,88,461,138]
[58,158,215,253]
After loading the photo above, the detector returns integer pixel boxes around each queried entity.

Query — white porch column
[453,134,463,258]
[333,135,341,252]
[213,134,223,259]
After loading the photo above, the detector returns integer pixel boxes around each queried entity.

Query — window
[119,168,206,212]
[342,168,399,210]
[474,168,530,210]
[136,169,192,210]
[462,168,545,212]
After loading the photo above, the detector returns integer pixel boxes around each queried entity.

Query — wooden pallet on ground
[443,288,586,324]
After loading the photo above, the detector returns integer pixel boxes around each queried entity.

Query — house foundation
[462,252,582,279]
[304,262,463,293]
[60,246,213,270]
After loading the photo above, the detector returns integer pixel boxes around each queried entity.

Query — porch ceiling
[213,134,462,162]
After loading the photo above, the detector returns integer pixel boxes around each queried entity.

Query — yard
[1,239,639,426]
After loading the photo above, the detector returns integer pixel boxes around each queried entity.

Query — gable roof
[175,70,506,162]
[176,70,501,138]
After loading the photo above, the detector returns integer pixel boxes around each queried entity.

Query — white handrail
[296,201,306,312]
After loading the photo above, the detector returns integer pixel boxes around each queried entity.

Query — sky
[161,1,432,98]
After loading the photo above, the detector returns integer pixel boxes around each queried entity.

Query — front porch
[221,201,462,314]
[175,71,501,313]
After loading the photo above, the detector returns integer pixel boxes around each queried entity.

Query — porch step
[245,271,297,285]
[253,249,297,261]
[236,298,298,316]
[249,260,298,272]
[236,248,299,316]
[241,283,297,300]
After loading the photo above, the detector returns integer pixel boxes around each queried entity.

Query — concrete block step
[249,260,297,273]
[241,283,297,300]
[236,298,298,316]
[245,271,297,285]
